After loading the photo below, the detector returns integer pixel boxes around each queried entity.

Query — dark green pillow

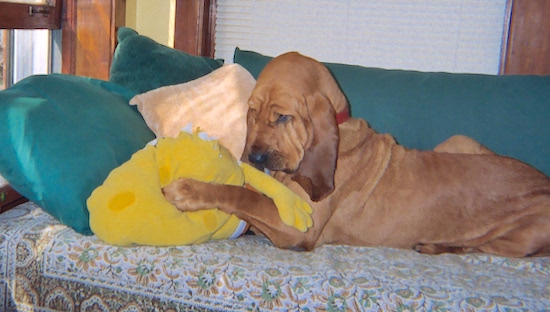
[234,48,550,177]
[110,27,223,94]
[0,74,155,234]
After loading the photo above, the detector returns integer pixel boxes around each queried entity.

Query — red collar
[336,106,350,124]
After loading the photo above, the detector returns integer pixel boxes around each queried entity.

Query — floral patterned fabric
[1,202,549,311]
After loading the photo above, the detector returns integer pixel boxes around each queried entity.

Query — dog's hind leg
[434,135,495,155]
[475,212,550,257]
[415,206,550,257]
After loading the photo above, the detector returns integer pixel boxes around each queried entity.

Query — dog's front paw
[414,243,475,255]
[413,243,440,254]
[162,178,211,212]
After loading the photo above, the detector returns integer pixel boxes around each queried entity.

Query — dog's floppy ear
[292,93,339,201]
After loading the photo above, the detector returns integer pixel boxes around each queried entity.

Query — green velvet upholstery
[110,27,224,94]
[234,48,550,177]
[0,74,155,234]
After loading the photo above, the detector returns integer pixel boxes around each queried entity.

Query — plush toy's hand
[272,187,313,232]
[241,163,313,232]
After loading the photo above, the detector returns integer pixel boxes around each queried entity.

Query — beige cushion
[130,64,256,159]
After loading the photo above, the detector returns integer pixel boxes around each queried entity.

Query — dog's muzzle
[248,151,269,166]
[247,148,291,172]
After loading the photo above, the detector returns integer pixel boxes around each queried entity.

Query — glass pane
[12,29,50,83]
[1,29,57,90]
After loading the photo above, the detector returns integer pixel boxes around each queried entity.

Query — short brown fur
[163,52,550,257]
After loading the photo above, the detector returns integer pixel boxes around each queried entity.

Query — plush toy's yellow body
[87,131,312,246]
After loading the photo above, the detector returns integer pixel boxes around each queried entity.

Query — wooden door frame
[61,0,126,79]
[173,0,216,57]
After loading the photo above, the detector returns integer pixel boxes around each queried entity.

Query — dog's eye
[276,114,291,124]
[248,109,258,121]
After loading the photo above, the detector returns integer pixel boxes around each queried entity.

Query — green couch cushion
[234,48,550,177]
[0,74,155,234]
[110,27,224,94]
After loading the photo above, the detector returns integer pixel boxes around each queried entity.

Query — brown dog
[163,52,550,257]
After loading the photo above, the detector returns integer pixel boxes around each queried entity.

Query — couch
[1,28,549,311]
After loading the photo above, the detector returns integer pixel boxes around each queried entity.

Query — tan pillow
[129,64,256,159]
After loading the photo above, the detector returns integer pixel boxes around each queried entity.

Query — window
[1,29,61,90]
[0,0,62,90]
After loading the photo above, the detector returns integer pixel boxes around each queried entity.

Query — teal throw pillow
[110,27,223,94]
[0,74,155,234]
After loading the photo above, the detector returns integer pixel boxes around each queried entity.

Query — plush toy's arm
[240,162,313,232]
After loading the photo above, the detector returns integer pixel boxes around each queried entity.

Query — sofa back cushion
[234,48,550,177]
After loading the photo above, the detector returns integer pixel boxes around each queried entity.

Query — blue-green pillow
[234,48,550,177]
[0,74,155,234]
[110,27,223,94]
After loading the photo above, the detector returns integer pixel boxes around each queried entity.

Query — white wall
[125,0,176,47]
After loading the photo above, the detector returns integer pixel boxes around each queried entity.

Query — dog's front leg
[162,178,314,250]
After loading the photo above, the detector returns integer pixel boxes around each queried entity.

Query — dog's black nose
[248,152,268,164]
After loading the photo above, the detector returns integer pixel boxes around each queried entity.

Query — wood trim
[61,0,126,79]
[503,0,550,75]
[0,185,28,213]
[174,0,216,57]
[112,0,126,58]
[0,1,62,29]
[1,30,8,89]
[61,0,77,75]
[204,0,216,57]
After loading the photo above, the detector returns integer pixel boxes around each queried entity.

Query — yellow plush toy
[87,130,312,246]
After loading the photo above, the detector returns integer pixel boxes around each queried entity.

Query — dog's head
[243,52,349,201]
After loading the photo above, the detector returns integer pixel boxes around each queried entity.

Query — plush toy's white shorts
[229,220,248,239]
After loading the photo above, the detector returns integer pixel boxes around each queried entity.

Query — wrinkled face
[242,52,344,201]
[244,84,312,173]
